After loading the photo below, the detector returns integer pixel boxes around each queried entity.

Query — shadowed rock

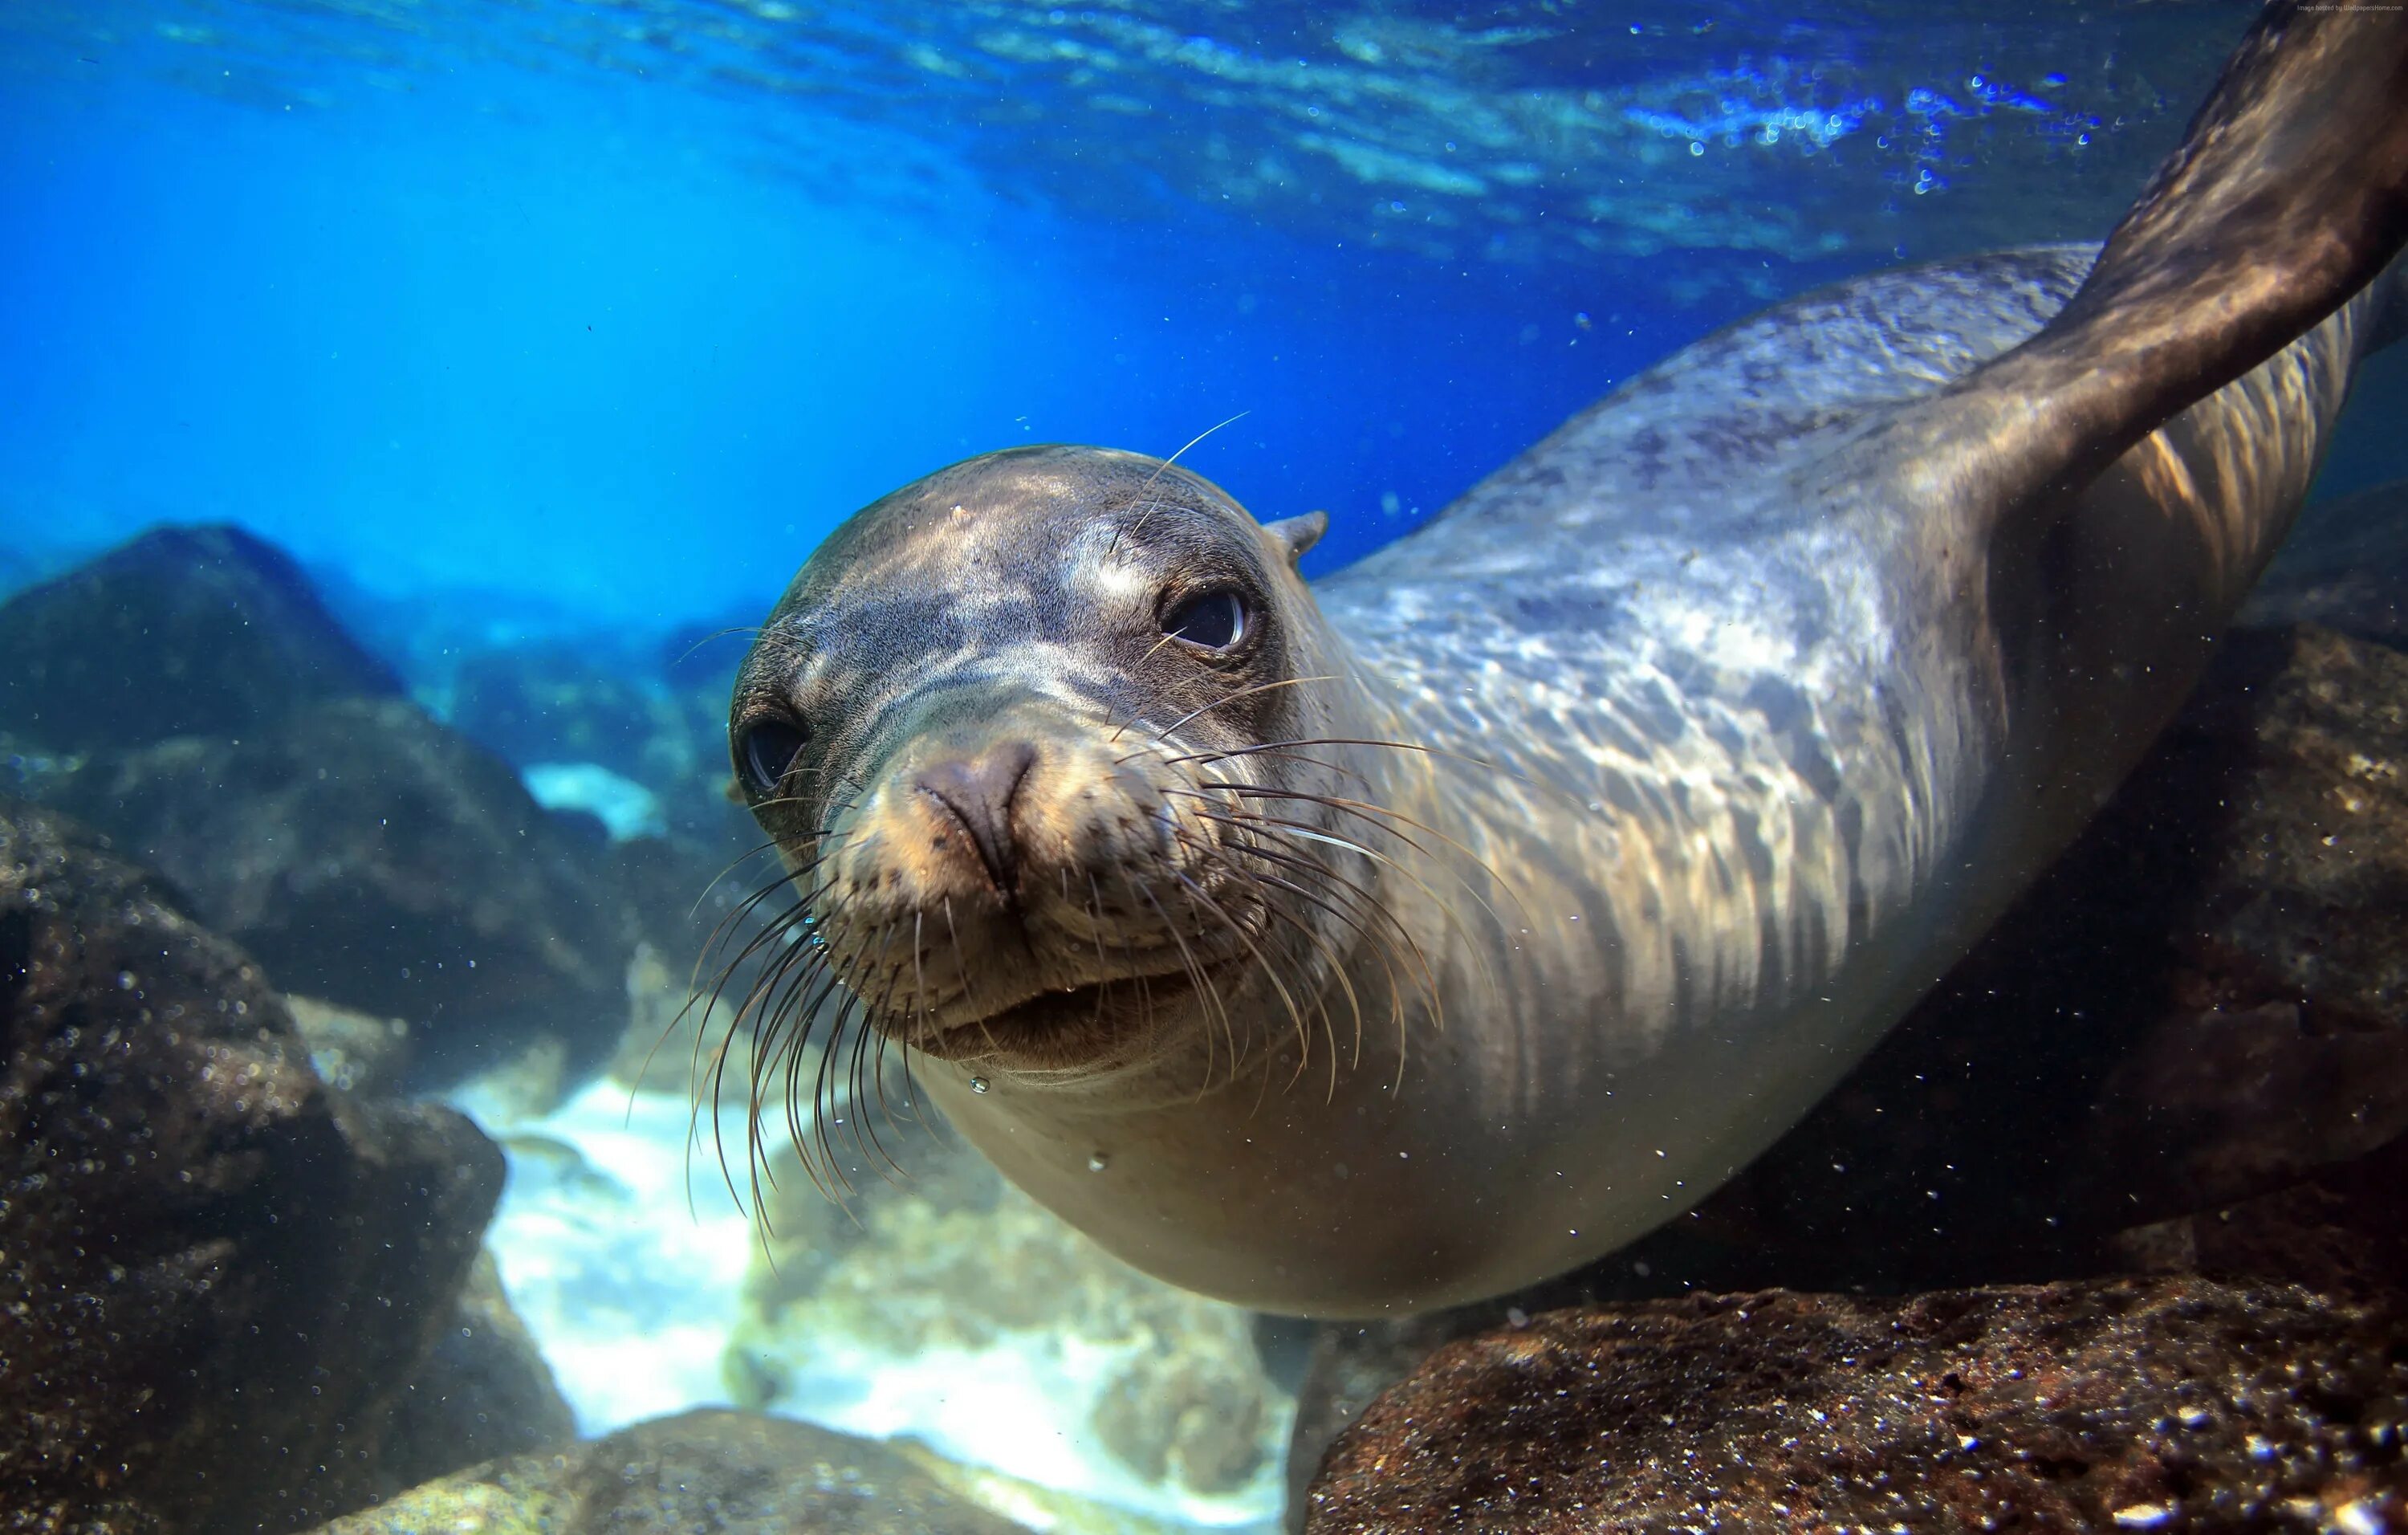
[1303,1279,2405,1533]
[2243,478,2408,648]
[377,1252,580,1496]
[0,524,401,753]
[0,800,505,1533]
[26,697,638,1086]
[315,1410,1031,1535]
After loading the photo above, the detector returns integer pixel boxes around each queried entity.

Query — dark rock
[30,698,637,1087]
[567,1412,1028,1535]
[376,1252,578,1491]
[0,525,401,754]
[0,800,506,1534]
[1304,1279,2407,1534]
[315,1410,1031,1534]
[2109,1129,2408,1312]
[2243,478,2408,649]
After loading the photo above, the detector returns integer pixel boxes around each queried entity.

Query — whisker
[674,624,770,666]
[1179,803,1450,1033]
[1209,826,1430,1077]
[1169,866,1312,1088]
[1112,673,1340,748]
[1145,409,1251,491]
[1206,780,1519,931]
[1173,829,1366,1099]
[1133,876,1237,1093]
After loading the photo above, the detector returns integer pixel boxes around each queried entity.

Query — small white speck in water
[1087,1152,1108,1172]
[968,1076,990,1094]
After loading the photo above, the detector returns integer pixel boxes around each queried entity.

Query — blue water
[1,0,2271,642]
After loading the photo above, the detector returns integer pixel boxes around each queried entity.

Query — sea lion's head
[728,446,1377,1096]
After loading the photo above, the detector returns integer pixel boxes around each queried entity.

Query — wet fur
[710,4,2408,1311]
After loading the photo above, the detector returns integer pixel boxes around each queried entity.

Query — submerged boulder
[32,697,638,1085]
[377,1252,580,1495]
[1304,1279,2406,1533]
[314,1411,1031,1535]
[2243,478,2408,649]
[0,800,506,1533]
[0,523,768,1094]
[0,523,401,753]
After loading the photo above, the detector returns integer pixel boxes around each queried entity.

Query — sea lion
[720,1,2408,1317]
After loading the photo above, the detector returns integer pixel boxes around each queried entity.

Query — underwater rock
[2242,479,2408,650]
[378,1252,580,1493]
[31,696,640,1088]
[311,1410,1031,1535]
[2108,1128,2408,1312]
[1302,1279,2406,1533]
[2056,621,2408,1225]
[0,799,506,1533]
[0,523,401,754]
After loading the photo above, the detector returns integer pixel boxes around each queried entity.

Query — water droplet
[1087,1152,1108,1172]
[968,1076,990,1094]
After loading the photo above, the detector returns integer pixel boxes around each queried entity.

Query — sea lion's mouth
[907,966,1202,1061]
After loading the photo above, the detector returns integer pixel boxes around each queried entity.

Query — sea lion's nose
[914,739,1038,892]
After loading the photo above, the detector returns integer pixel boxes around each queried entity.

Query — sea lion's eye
[1162,588,1247,652]
[738,715,811,796]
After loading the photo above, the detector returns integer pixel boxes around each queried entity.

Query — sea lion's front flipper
[1889,0,2408,545]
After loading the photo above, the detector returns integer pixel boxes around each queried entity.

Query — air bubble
[969,1076,990,1094]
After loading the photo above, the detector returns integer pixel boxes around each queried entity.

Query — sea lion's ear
[1263,511,1328,567]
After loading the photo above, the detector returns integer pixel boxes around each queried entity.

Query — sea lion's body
[921,252,2397,1314]
[729,5,2408,1316]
